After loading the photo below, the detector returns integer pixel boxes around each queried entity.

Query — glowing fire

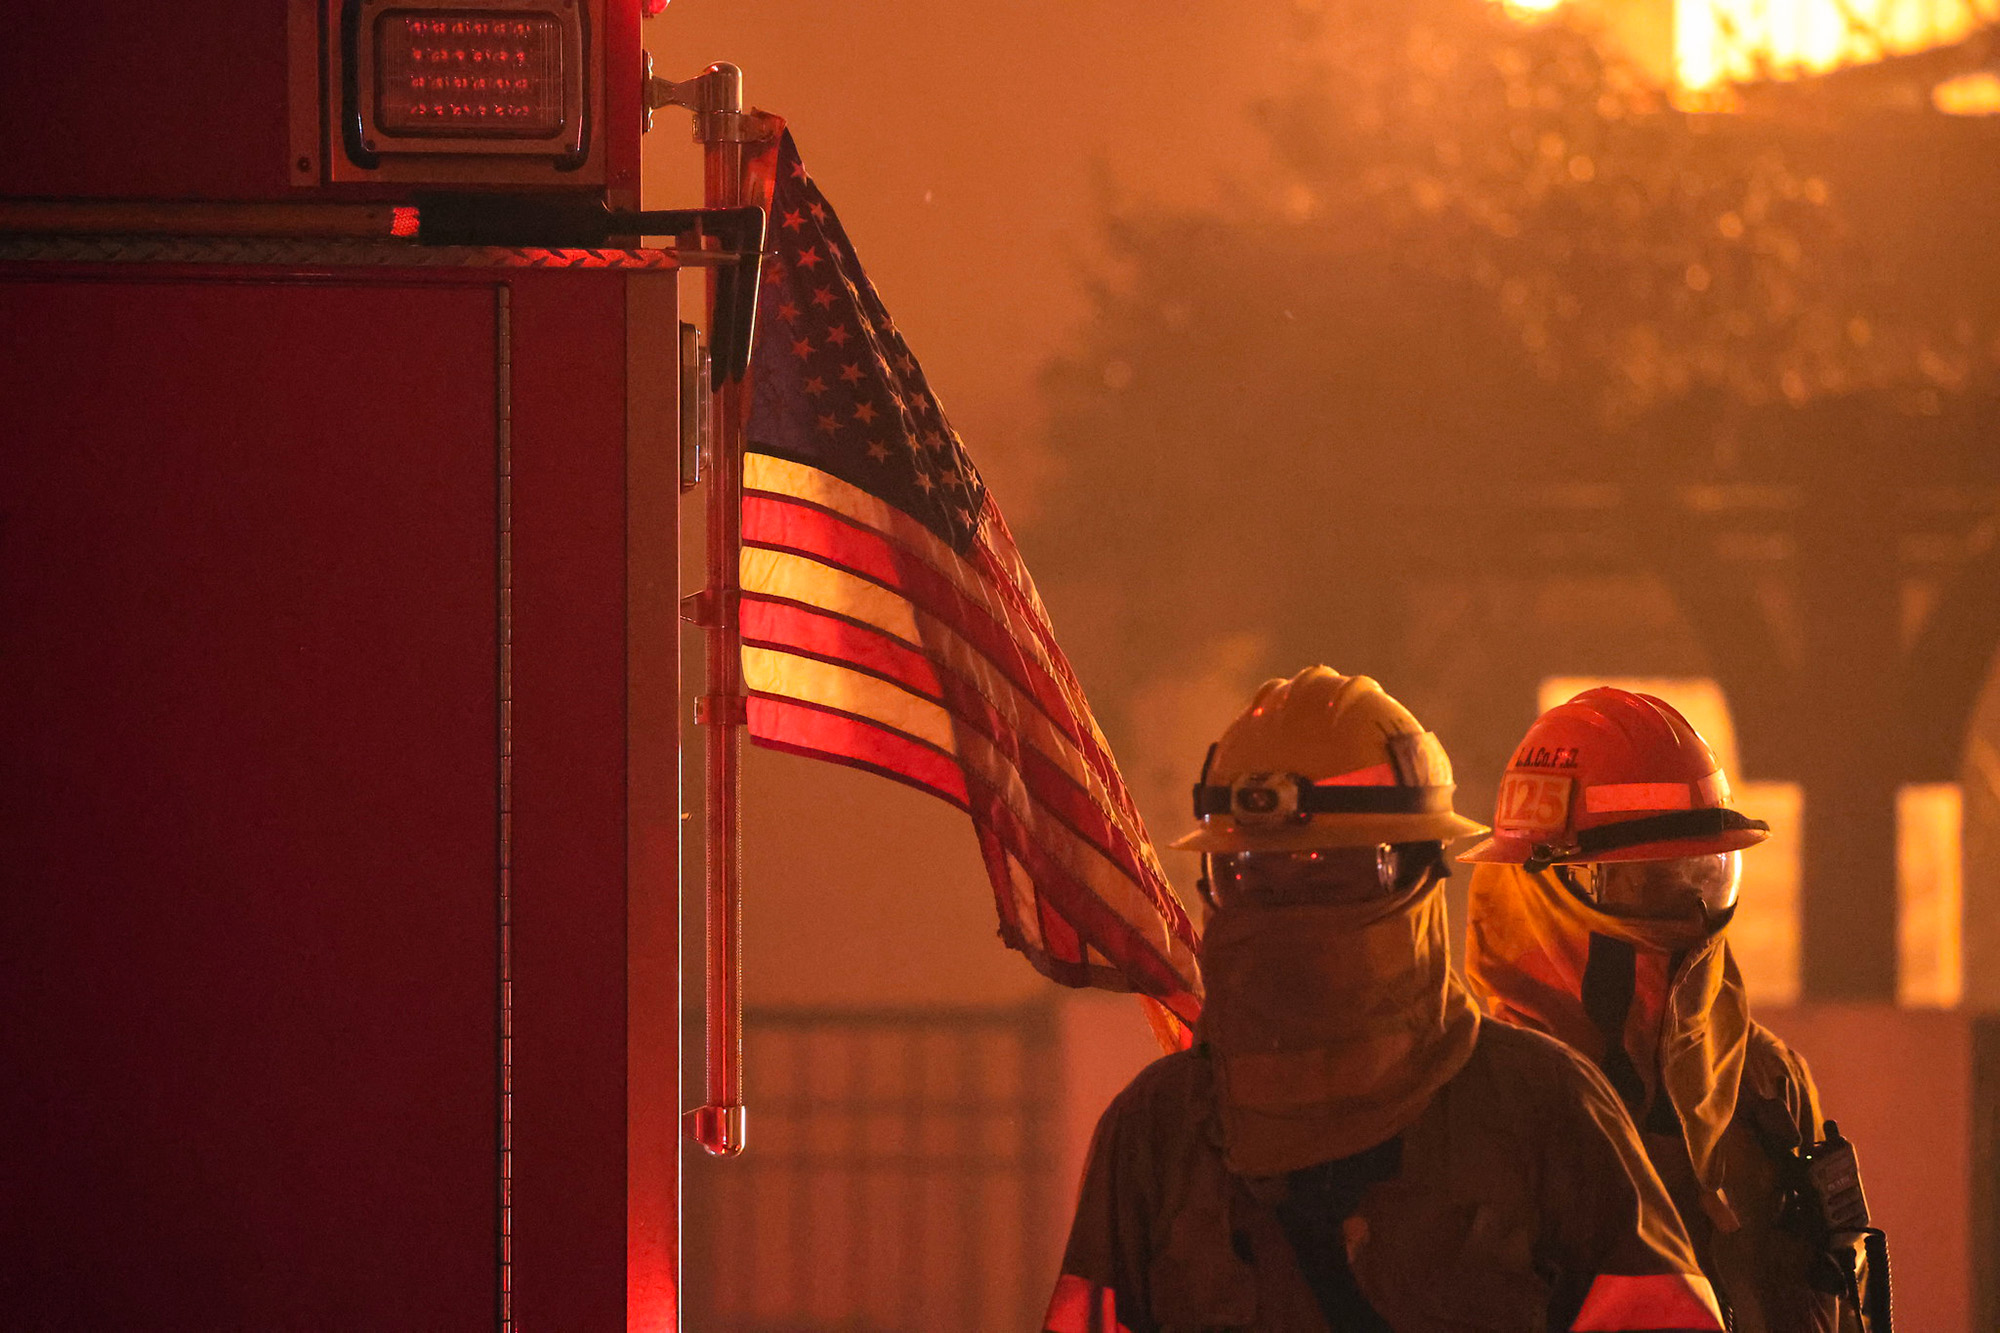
[1934,68,2000,112]
[1675,0,2000,90]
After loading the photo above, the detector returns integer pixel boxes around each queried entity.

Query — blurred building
[1527,0,2000,1012]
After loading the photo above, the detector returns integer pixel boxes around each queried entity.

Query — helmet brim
[1459,825,1770,865]
[1171,809,1489,854]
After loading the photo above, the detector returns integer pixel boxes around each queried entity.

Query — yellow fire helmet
[1170,666,1489,854]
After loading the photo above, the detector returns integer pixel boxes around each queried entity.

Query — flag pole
[669,61,759,1158]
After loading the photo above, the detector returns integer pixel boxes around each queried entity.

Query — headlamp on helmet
[1191,735,1460,826]
[1222,772,1306,826]
[1170,668,1489,855]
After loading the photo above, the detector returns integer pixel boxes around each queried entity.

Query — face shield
[1203,841,1446,910]
[1556,850,1743,922]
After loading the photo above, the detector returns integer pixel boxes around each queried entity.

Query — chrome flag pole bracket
[656,61,776,1160]
[646,61,763,147]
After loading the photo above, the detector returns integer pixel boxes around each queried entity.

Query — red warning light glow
[375,11,566,138]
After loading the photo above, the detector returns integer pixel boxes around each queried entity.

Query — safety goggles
[1202,842,1445,910]
[1554,851,1742,921]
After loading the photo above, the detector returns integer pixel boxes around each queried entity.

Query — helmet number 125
[1495,774,1572,839]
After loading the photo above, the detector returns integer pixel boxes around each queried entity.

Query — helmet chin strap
[1196,854,1217,913]
[1400,841,1451,894]
[1191,742,1222,913]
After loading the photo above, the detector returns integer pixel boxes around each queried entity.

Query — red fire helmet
[1460,687,1770,870]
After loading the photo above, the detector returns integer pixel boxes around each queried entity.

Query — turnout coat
[1046,1021,1724,1333]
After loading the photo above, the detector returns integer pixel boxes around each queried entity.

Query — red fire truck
[0,5,752,1326]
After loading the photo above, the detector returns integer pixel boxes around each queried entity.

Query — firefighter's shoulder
[1743,1020,1815,1092]
[1455,1015,1639,1125]
[1741,1020,1823,1136]
[1102,1046,1213,1119]
[1077,1046,1216,1176]
[1461,1014,1605,1085]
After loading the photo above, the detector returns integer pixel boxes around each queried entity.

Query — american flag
[738,129,1202,1032]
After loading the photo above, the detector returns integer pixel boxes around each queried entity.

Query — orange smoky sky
[644,0,1298,519]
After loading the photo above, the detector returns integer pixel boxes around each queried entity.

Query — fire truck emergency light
[344,0,588,169]
[377,15,565,137]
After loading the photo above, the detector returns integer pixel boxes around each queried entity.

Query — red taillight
[333,0,591,180]
[375,11,567,138]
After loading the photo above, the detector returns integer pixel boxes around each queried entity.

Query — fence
[684,1002,1064,1332]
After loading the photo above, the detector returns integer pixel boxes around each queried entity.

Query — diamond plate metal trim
[0,234,679,269]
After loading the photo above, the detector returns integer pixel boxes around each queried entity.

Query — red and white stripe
[740,452,1203,1023]
[1042,1275,1132,1333]
[1582,771,1731,814]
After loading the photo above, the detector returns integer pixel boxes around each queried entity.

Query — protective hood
[1464,862,1750,1226]
[1198,875,1480,1177]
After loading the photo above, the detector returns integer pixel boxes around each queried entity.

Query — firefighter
[1046,668,1724,1333]
[1462,687,1883,1332]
